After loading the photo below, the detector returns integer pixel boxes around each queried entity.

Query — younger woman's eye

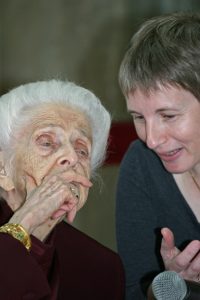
[132,114,145,122]
[162,114,176,119]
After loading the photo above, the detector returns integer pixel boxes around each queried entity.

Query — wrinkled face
[11,103,92,207]
[127,85,200,174]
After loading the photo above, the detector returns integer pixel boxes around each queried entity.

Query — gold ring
[69,185,79,199]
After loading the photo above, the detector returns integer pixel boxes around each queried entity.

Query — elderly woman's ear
[0,151,14,191]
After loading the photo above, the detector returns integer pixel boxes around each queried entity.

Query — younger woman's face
[127,85,200,174]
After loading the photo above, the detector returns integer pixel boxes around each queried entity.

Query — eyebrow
[77,128,92,141]
[35,124,91,138]
[128,107,179,114]
[128,110,139,114]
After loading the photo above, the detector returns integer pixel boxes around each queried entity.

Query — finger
[66,205,77,223]
[25,174,37,195]
[38,180,63,199]
[51,208,67,220]
[50,189,78,216]
[51,198,77,221]
[161,228,175,248]
[59,172,93,187]
[43,169,93,188]
[186,248,200,280]
[161,227,179,260]
[176,240,200,273]
[51,205,77,222]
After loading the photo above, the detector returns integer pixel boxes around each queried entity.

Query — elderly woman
[0,79,125,299]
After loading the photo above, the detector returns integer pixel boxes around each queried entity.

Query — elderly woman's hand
[160,227,200,283]
[9,170,92,240]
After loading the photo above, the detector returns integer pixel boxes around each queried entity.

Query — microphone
[151,271,200,299]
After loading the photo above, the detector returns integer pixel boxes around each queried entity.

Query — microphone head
[152,271,187,300]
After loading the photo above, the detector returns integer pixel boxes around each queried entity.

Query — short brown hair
[119,11,200,100]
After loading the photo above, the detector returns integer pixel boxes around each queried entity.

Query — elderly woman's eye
[36,134,55,148]
[76,147,89,158]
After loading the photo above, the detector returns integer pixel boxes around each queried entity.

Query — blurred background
[1,0,200,251]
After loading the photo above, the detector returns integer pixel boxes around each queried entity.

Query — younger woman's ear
[0,151,14,191]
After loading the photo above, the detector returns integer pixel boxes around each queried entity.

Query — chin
[162,162,188,174]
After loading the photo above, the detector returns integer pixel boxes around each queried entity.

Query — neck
[189,165,200,178]
[189,170,200,192]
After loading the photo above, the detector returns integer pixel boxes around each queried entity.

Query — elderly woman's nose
[57,147,78,167]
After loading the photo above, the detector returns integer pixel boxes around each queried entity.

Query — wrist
[9,210,35,234]
[0,223,31,251]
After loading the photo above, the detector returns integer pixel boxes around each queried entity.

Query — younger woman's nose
[146,124,167,150]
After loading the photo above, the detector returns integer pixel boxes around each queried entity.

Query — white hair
[0,79,111,174]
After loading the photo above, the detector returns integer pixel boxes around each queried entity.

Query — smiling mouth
[162,149,181,156]
[156,148,182,160]
[69,183,80,199]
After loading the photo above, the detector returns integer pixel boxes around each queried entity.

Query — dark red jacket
[0,200,125,299]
